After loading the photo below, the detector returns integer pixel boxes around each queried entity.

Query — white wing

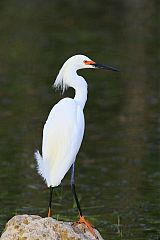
[36,97,84,187]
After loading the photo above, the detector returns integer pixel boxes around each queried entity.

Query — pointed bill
[92,63,120,72]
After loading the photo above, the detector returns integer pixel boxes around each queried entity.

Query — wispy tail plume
[34,150,47,184]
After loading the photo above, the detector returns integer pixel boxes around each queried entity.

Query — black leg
[71,163,99,239]
[71,163,83,217]
[48,186,53,217]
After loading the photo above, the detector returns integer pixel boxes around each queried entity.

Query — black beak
[92,63,120,72]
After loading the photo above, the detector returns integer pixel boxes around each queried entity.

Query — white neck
[64,68,88,109]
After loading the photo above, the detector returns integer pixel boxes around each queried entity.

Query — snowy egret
[35,54,119,238]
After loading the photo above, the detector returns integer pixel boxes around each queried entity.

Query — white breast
[42,97,85,187]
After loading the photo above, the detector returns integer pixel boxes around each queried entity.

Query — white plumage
[35,98,84,187]
[35,54,118,188]
[35,55,94,187]
[34,54,118,238]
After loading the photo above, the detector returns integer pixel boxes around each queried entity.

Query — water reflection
[0,0,159,239]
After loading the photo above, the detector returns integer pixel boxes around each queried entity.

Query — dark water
[0,1,159,239]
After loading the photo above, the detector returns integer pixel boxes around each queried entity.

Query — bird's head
[54,54,119,92]
[60,54,119,71]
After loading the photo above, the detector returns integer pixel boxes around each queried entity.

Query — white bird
[35,54,119,239]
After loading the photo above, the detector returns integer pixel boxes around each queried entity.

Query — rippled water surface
[0,1,159,239]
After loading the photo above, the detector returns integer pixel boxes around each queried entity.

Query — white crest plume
[53,62,68,93]
[53,54,93,93]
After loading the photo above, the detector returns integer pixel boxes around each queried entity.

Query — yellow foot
[48,207,52,217]
[74,215,99,239]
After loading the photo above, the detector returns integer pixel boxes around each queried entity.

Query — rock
[1,214,104,240]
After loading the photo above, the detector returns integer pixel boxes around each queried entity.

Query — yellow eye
[84,60,96,65]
